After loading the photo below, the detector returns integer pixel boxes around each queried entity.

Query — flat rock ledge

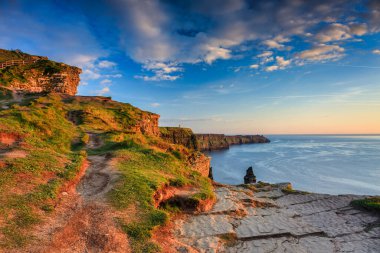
[172,183,380,253]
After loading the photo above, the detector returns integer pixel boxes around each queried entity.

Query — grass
[0,94,84,247]
[281,184,309,195]
[0,87,12,100]
[0,55,74,87]
[351,197,380,212]
[0,93,214,252]
[98,134,213,252]
[0,49,34,62]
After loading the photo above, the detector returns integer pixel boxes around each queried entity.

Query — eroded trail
[77,155,112,199]
[25,134,130,253]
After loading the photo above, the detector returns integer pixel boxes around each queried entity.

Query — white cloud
[150,102,160,107]
[136,61,183,81]
[144,62,183,73]
[100,79,112,85]
[263,39,284,49]
[276,56,291,67]
[204,46,232,64]
[70,54,98,68]
[257,51,273,58]
[349,23,368,36]
[265,65,279,72]
[104,74,123,78]
[298,44,345,62]
[96,87,110,96]
[98,60,117,68]
[316,23,352,42]
[263,36,290,49]
[135,73,181,81]
[82,69,101,80]
[249,64,259,69]
[373,49,380,55]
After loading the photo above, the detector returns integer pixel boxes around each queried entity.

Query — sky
[0,0,380,134]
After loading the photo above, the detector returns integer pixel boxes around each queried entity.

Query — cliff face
[195,134,230,150]
[160,128,270,151]
[187,152,211,177]
[6,67,81,95]
[0,49,81,95]
[196,134,270,151]
[135,113,160,136]
[160,127,198,150]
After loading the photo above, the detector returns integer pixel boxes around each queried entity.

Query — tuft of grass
[281,184,309,195]
[169,176,189,187]
[219,233,238,247]
[351,197,380,212]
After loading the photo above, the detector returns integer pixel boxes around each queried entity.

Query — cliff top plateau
[0,49,81,96]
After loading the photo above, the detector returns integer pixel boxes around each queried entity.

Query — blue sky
[1,0,380,134]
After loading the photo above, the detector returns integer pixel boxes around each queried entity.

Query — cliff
[0,49,81,95]
[0,91,214,251]
[160,127,198,150]
[196,134,270,151]
[160,127,270,151]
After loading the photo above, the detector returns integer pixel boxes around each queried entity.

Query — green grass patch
[351,197,380,212]
[281,184,309,195]
[107,136,213,252]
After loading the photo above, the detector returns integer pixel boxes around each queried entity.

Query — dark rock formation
[244,166,256,184]
[208,167,213,180]
[196,134,270,151]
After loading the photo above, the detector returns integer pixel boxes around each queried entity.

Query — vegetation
[0,60,68,87]
[351,197,380,212]
[90,132,213,252]
[0,93,214,252]
[0,87,12,100]
[0,49,34,62]
[281,184,309,195]
[0,94,84,247]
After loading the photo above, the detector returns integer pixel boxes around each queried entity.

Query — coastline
[167,182,380,252]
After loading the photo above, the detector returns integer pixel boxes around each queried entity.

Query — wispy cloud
[102,0,380,79]
[98,60,117,68]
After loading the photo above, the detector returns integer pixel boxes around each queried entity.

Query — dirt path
[77,155,112,199]
[24,134,130,253]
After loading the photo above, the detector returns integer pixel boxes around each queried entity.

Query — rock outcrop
[195,134,270,151]
[172,183,380,252]
[161,127,270,151]
[0,49,81,95]
[160,127,198,149]
[187,152,211,177]
[135,113,160,136]
[243,167,256,184]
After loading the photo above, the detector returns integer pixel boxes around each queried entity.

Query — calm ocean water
[207,135,380,195]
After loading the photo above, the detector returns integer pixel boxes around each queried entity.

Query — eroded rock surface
[173,184,380,252]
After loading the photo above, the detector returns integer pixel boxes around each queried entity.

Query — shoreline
[169,182,380,252]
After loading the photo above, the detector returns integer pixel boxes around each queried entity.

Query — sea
[206,135,380,195]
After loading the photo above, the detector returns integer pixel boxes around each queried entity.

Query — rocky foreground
[172,183,380,252]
